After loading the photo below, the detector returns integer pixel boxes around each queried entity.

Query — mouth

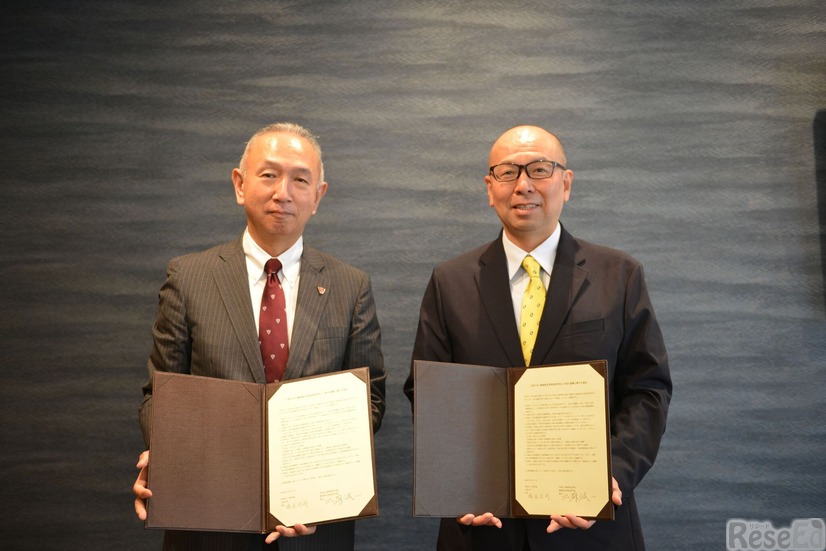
[267,209,292,217]
[513,203,540,211]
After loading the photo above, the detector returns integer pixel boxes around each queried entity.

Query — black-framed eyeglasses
[488,160,566,182]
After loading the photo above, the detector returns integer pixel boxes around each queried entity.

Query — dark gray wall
[1,1,824,549]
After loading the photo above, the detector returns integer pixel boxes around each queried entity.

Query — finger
[133,452,152,521]
[549,514,581,530]
[457,514,474,526]
[611,477,623,506]
[133,474,151,520]
[292,523,316,536]
[477,513,501,528]
[133,473,151,493]
[558,514,595,530]
[265,532,280,544]
[471,513,493,527]
[471,513,492,527]
[550,515,573,530]
[134,497,147,521]
[133,483,152,500]
[133,470,152,499]
[275,524,317,538]
[547,518,562,533]
[133,487,152,500]
[568,516,596,530]
[136,450,150,469]
[470,513,502,528]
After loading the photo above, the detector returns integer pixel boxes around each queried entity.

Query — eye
[292,171,315,185]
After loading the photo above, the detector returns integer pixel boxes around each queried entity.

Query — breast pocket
[303,326,348,375]
[557,318,605,340]
[314,326,348,340]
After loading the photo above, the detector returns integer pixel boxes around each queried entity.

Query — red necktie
[260,258,289,382]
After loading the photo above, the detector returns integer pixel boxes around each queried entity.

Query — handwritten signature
[282,500,309,510]
[321,492,359,506]
[561,491,590,503]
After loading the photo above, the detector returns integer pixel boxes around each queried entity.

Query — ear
[231,168,245,206]
[484,175,495,207]
[311,181,329,214]
[562,169,573,202]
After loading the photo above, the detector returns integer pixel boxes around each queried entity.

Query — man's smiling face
[484,126,573,251]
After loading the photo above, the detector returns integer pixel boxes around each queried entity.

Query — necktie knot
[265,258,282,283]
[521,255,541,279]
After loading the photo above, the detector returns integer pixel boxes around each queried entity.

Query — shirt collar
[502,222,561,281]
[243,229,303,285]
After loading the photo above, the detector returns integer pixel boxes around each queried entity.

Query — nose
[271,177,290,200]
[514,170,535,193]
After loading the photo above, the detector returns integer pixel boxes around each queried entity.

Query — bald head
[488,125,567,168]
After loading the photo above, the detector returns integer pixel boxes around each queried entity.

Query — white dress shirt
[502,223,561,328]
[243,229,302,345]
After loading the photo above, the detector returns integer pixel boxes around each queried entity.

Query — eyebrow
[259,162,314,175]
[495,158,552,166]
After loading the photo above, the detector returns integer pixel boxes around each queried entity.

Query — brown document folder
[146,368,378,533]
[412,360,613,521]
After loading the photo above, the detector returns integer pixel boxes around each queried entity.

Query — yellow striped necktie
[520,255,546,366]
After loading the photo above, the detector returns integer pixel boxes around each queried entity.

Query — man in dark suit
[404,125,671,550]
[133,122,386,550]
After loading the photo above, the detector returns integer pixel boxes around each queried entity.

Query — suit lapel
[531,227,587,365]
[214,239,266,383]
[478,238,525,368]
[284,247,330,380]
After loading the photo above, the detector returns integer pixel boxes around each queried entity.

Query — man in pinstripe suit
[132,122,387,550]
